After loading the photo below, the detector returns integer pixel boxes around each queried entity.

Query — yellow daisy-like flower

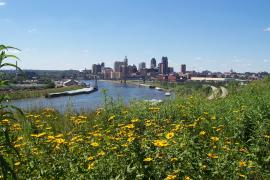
[185,176,190,180]
[239,161,247,167]
[210,136,219,142]
[143,157,153,162]
[166,132,175,139]
[199,131,206,136]
[87,162,95,170]
[87,156,94,161]
[166,174,177,180]
[153,140,169,147]
[207,153,218,159]
[91,142,100,147]
[239,174,246,178]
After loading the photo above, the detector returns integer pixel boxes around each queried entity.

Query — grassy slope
[3,78,270,179]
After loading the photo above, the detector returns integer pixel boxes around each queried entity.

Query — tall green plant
[0,45,23,179]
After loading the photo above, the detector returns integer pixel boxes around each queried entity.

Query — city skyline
[1,0,270,72]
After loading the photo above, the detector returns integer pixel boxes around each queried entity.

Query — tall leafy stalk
[0,44,23,179]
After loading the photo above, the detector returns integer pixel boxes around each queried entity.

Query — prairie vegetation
[1,77,270,179]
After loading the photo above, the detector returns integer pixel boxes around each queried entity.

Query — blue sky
[0,0,270,72]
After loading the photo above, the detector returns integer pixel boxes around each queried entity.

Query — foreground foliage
[1,78,270,179]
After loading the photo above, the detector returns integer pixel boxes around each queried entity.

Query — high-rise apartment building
[181,64,186,74]
[161,56,168,75]
[139,62,146,72]
[151,58,156,68]
[114,61,124,72]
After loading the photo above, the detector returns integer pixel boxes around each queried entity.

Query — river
[9,80,167,112]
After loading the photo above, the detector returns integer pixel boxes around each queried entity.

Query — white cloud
[27,28,37,33]
[264,27,270,32]
[0,2,6,6]
[263,59,269,62]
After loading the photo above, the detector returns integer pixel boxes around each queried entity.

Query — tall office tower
[114,61,124,72]
[158,63,163,74]
[151,58,156,68]
[101,62,105,70]
[139,62,146,72]
[124,56,128,79]
[92,64,97,74]
[96,64,102,73]
[181,64,186,74]
[161,56,168,74]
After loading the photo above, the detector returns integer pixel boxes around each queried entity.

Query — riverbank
[3,85,83,100]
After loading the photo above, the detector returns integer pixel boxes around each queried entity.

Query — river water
[9,80,167,112]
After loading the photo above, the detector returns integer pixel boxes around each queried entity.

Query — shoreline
[100,79,169,92]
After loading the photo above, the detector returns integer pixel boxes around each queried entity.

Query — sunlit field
[1,78,270,179]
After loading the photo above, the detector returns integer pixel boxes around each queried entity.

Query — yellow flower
[143,157,153,162]
[108,115,115,121]
[91,142,100,147]
[1,119,10,125]
[31,132,47,138]
[87,162,95,170]
[153,140,169,147]
[125,124,135,129]
[185,176,190,180]
[14,162,20,166]
[127,137,135,143]
[239,161,247,167]
[239,174,246,178]
[207,153,218,159]
[199,131,206,136]
[54,138,65,144]
[170,158,178,162]
[97,151,105,156]
[210,136,219,142]
[55,134,64,138]
[239,148,248,153]
[131,119,139,123]
[166,174,177,180]
[87,156,94,161]
[166,132,175,139]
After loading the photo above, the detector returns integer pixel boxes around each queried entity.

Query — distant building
[161,56,168,75]
[123,56,128,81]
[101,62,105,70]
[92,64,97,74]
[168,67,174,74]
[128,64,137,74]
[92,64,101,75]
[103,68,113,79]
[110,72,122,79]
[151,58,156,68]
[63,79,80,86]
[114,61,124,72]
[139,62,146,72]
[159,63,164,74]
[181,64,186,74]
